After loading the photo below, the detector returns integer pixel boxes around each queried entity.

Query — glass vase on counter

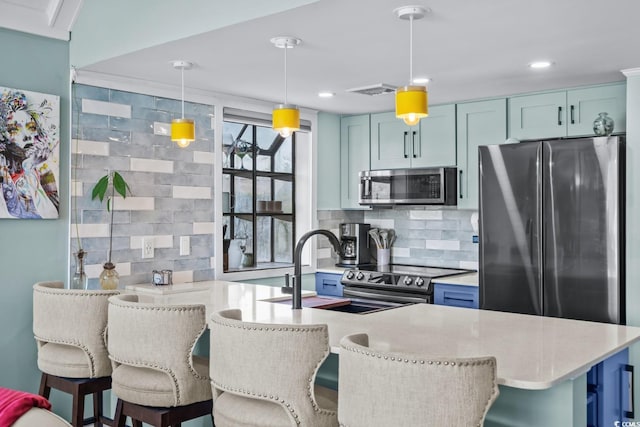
[71,249,88,290]
[99,262,119,290]
[593,112,614,136]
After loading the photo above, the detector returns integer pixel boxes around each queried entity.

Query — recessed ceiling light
[318,91,335,98]
[412,77,431,84]
[529,61,553,69]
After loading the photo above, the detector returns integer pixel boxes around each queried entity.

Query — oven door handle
[343,288,427,304]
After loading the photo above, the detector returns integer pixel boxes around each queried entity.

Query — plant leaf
[91,175,109,202]
[112,172,130,199]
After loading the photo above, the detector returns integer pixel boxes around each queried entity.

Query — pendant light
[271,36,301,138]
[171,60,195,148]
[394,6,429,126]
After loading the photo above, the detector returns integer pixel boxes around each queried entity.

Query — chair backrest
[338,333,499,427]
[107,294,208,405]
[32,281,119,378]
[209,309,335,426]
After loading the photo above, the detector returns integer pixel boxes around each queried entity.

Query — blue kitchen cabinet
[456,98,508,210]
[433,283,479,309]
[340,114,371,209]
[508,83,626,140]
[587,348,633,427]
[316,272,344,297]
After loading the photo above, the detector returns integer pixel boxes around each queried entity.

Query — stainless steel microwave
[359,167,457,206]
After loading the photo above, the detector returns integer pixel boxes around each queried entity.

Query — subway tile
[130,210,173,224]
[317,248,332,259]
[410,210,443,220]
[110,90,155,109]
[193,151,215,165]
[78,112,109,128]
[194,269,216,282]
[153,122,171,136]
[368,219,395,229]
[210,257,215,269]
[112,197,154,211]
[130,158,174,174]
[193,222,215,234]
[71,223,109,238]
[73,139,109,156]
[80,127,131,143]
[173,270,194,284]
[391,247,411,257]
[74,85,109,102]
[173,185,211,199]
[71,181,83,197]
[425,240,460,250]
[460,261,479,270]
[130,235,173,250]
[110,117,153,133]
[82,99,132,118]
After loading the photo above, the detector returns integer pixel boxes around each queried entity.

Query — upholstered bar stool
[107,294,213,427]
[32,281,119,427]
[209,308,338,427]
[338,333,500,427]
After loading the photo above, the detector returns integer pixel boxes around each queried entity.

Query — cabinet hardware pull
[459,170,463,198]
[625,364,635,418]
[403,131,409,158]
[412,131,418,158]
[570,105,575,124]
[557,106,562,126]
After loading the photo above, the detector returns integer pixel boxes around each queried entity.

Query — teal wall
[625,72,640,414]
[0,27,70,402]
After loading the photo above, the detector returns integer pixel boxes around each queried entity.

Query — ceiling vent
[346,83,396,96]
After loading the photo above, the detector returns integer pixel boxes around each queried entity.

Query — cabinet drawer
[315,272,344,297]
[433,283,478,308]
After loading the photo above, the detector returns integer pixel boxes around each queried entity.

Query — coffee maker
[338,223,371,266]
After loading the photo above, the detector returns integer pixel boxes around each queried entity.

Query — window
[222,120,296,271]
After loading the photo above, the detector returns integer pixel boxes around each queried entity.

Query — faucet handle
[281,273,293,294]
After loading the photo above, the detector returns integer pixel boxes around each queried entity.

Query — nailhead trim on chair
[34,288,120,297]
[34,335,99,378]
[210,316,338,423]
[340,342,498,427]
[111,357,182,406]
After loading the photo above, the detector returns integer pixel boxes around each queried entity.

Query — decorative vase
[99,262,119,290]
[593,112,614,136]
[228,240,243,269]
[71,249,88,290]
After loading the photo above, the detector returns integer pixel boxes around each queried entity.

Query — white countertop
[432,271,478,287]
[126,280,640,391]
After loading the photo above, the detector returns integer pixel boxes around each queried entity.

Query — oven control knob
[415,277,425,287]
[356,272,365,281]
[403,277,413,286]
[346,271,355,280]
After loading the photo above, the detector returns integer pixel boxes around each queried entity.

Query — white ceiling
[4,0,640,115]
[0,0,81,40]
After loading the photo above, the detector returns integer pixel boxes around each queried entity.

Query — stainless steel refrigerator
[479,136,624,324]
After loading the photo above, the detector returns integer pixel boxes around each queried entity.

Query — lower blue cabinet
[315,272,344,297]
[587,348,633,427]
[433,283,479,309]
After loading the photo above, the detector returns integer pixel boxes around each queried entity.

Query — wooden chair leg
[71,386,84,427]
[38,373,51,399]
[132,420,143,427]
[113,399,126,427]
[93,391,103,427]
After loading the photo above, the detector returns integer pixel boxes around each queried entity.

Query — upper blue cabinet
[508,83,626,140]
[340,114,371,209]
[370,104,456,170]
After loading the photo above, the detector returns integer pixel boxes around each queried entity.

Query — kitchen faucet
[283,229,343,310]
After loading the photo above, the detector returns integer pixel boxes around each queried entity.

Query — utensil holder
[377,248,390,266]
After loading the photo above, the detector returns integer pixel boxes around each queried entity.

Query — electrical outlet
[142,237,154,259]
[180,236,190,256]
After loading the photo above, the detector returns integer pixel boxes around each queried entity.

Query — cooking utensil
[368,228,382,249]
[379,229,389,249]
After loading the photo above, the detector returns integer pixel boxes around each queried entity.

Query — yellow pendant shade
[396,85,428,126]
[171,118,195,148]
[272,104,300,138]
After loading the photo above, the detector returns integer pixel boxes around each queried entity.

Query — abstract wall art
[0,87,60,219]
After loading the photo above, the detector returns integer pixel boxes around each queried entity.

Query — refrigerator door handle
[625,364,635,419]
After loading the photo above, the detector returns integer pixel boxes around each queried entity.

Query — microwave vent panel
[346,83,396,96]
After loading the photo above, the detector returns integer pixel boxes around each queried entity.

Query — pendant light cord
[409,14,414,83]
[284,44,288,105]
[181,66,185,119]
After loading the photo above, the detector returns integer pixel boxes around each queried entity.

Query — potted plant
[91,170,131,289]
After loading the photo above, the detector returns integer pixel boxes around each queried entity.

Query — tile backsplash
[318,208,478,270]
[71,84,216,288]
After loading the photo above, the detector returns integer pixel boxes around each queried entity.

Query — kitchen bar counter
[127,280,640,390]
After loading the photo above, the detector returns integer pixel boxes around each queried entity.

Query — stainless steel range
[340,264,473,307]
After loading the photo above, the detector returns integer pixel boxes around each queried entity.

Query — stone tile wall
[71,84,216,288]
[318,208,478,270]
